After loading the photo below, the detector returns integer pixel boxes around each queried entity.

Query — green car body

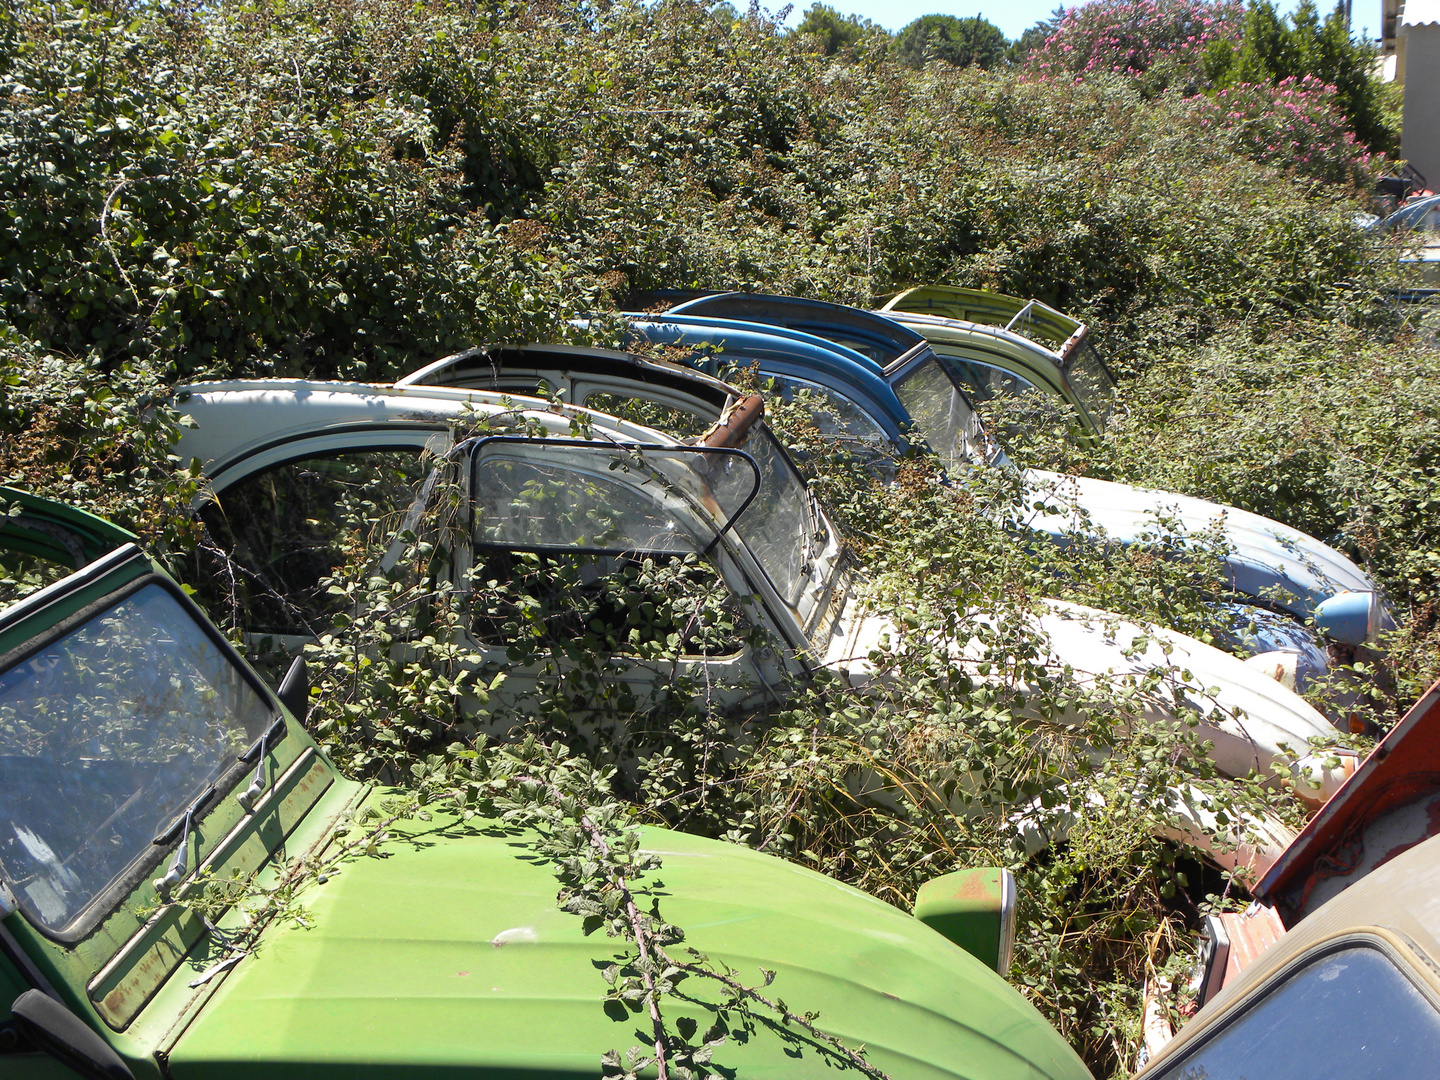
[0,489,1091,1080]
[878,286,1117,434]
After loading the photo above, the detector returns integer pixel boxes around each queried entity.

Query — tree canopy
[1203,0,1394,151]
[796,2,881,54]
[893,13,1008,69]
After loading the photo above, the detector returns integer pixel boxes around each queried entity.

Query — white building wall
[1401,22,1440,187]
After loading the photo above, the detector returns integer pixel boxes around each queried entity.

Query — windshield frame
[0,571,279,943]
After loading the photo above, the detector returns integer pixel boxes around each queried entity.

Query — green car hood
[167,812,1089,1080]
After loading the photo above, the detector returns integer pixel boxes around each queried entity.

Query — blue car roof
[622,313,914,443]
[665,292,928,368]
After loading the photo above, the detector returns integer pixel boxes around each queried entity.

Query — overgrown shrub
[1194,75,1379,187]
[1025,0,1244,92]
[1202,0,1394,153]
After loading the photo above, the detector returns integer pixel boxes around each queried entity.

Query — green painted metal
[880,287,1081,353]
[167,807,1091,1080]
[0,491,1092,1080]
[0,486,136,568]
[878,286,1115,434]
[914,868,1013,974]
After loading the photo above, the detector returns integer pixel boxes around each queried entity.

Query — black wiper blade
[153,786,217,847]
[240,716,287,764]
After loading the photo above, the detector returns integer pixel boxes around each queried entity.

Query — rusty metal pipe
[1058,324,1090,366]
[701,394,764,449]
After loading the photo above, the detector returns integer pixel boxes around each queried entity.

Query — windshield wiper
[803,486,825,563]
[152,785,217,901]
[237,716,287,810]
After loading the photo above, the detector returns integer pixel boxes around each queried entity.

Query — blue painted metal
[622,313,916,451]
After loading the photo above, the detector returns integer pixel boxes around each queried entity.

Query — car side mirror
[1313,590,1382,647]
[10,989,135,1080]
[913,867,1017,973]
[277,654,310,723]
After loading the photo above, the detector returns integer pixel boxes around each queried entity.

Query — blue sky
[777,0,1344,45]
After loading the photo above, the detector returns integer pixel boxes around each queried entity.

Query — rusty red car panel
[1257,677,1440,921]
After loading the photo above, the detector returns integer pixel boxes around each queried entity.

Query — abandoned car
[172,363,1351,870]
[1133,824,1440,1078]
[0,487,1096,1080]
[603,295,1390,697]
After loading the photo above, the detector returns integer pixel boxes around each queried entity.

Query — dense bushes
[1026,0,1244,90]
[1193,75,1379,187]
[0,0,610,381]
[1203,0,1394,152]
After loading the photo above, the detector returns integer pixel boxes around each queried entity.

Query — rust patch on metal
[95,911,199,1027]
[1219,904,1287,988]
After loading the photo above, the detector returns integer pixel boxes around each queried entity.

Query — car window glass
[583,392,712,441]
[1152,943,1440,1080]
[760,374,896,478]
[0,584,271,930]
[891,356,989,470]
[471,446,744,657]
[0,551,75,609]
[940,356,1040,405]
[193,451,432,637]
[1063,344,1117,426]
[474,453,700,555]
[726,426,820,609]
[469,549,745,658]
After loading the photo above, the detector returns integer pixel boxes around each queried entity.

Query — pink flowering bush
[1027,0,1244,83]
[1194,76,1380,187]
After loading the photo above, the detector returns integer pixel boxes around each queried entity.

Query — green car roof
[880,287,1082,354]
[169,802,1091,1080]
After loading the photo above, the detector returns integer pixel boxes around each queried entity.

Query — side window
[761,373,896,478]
[469,550,747,659]
[582,392,712,440]
[940,357,1040,405]
[0,551,75,610]
[470,446,748,658]
[192,451,432,637]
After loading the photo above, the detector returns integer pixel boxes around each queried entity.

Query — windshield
[0,583,272,930]
[1152,942,1440,1079]
[1063,343,1117,427]
[726,424,827,610]
[890,355,992,469]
